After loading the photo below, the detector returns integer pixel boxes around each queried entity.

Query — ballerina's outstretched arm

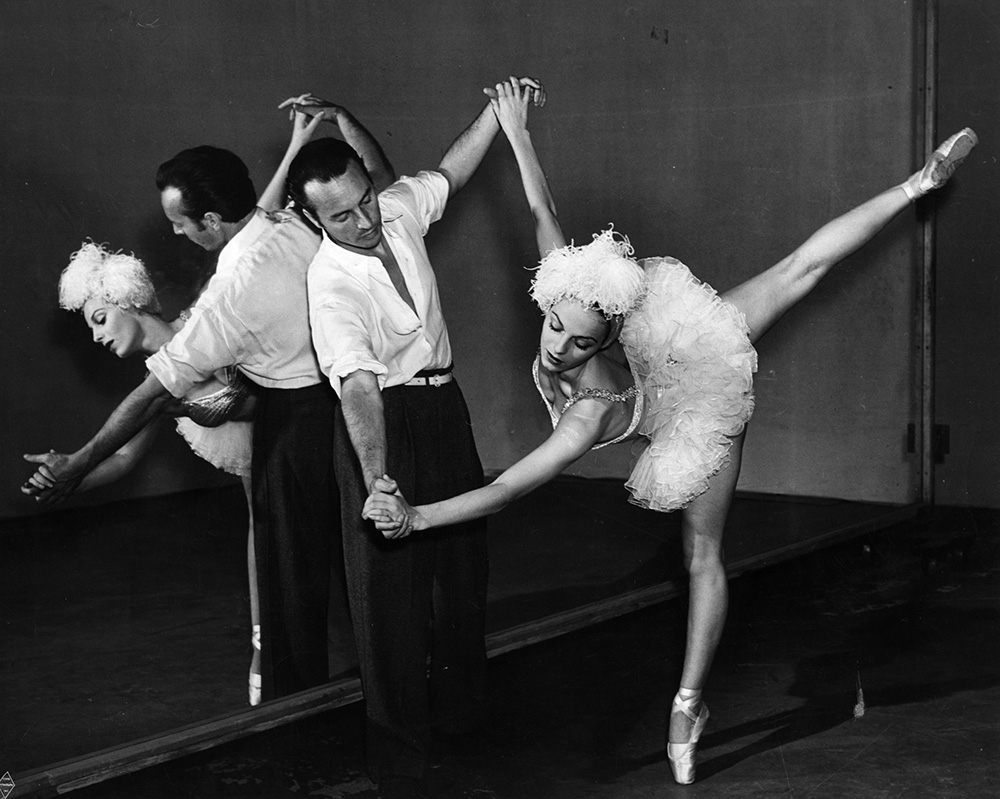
[363,398,613,537]
[488,77,566,257]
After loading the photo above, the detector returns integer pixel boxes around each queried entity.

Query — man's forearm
[78,373,171,472]
[340,371,389,493]
[437,102,501,196]
[78,420,159,491]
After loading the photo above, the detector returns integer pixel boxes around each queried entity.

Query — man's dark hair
[286,138,368,216]
[155,146,257,223]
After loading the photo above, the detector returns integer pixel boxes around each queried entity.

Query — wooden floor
[0,478,917,795]
[62,509,1000,798]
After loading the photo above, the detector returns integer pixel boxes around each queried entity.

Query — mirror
[2,0,925,791]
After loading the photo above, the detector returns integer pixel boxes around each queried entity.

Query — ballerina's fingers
[516,76,546,107]
[367,510,411,539]
[385,514,413,540]
[20,478,45,495]
[24,471,51,489]
[278,93,314,117]
[21,453,57,488]
[483,76,545,107]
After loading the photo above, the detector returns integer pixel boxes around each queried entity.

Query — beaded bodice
[178,367,254,427]
[532,356,644,450]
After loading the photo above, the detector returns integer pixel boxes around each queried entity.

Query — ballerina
[23,240,263,698]
[363,78,977,783]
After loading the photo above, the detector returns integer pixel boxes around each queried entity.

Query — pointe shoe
[249,671,262,706]
[903,127,978,200]
[249,624,262,706]
[667,694,710,785]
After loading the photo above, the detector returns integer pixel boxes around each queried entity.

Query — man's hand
[21,450,86,505]
[363,488,419,540]
[368,473,398,496]
[483,76,546,107]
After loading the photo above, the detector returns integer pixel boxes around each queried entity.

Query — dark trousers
[253,382,340,699]
[335,379,489,781]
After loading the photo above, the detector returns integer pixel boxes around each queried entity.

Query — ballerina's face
[539,300,609,374]
[82,298,145,359]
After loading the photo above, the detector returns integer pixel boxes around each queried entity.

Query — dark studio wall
[935,0,1000,507]
[1,0,954,520]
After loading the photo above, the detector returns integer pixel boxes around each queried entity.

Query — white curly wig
[530,228,647,319]
[58,242,160,315]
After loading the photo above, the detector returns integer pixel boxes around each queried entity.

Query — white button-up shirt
[308,171,453,396]
[147,207,322,397]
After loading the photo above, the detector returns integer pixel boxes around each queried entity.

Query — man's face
[303,162,383,252]
[160,186,226,252]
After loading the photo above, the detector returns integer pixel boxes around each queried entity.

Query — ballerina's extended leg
[663,128,976,785]
[724,128,978,343]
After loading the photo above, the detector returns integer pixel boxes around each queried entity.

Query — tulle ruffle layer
[174,418,253,477]
[621,257,757,512]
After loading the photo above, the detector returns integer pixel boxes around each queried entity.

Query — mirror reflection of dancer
[26,242,260,694]
[365,80,978,784]
[21,94,394,706]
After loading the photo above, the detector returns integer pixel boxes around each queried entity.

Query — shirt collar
[217,207,270,276]
[316,197,402,289]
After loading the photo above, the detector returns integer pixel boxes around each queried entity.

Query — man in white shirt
[286,78,543,798]
[154,146,337,698]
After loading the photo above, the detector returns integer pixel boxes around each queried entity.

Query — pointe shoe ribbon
[667,695,710,785]
[903,127,978,200]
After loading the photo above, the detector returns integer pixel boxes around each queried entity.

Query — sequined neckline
[531,355,644,450]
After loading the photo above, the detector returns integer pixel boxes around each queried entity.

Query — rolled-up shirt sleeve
[308,266,395,396]
[311,302,387,397]
[381,170,449,233]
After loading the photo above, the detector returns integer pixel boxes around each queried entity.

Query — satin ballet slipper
[667,694,710,785]
[249,623,262,706]
[902,127,978,200]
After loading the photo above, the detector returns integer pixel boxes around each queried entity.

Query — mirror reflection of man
[22,105,394,702]
[286,77,543,798]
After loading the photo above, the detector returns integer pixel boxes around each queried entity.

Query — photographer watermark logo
[0,771,14,799]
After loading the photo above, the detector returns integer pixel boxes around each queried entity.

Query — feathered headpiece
[530,228,647,319]
[58,241,160,314]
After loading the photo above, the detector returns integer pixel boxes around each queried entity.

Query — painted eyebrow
[550,311,598,344]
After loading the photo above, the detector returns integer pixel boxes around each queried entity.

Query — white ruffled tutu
[171,367,254,478]
[621,257,757,512]
[174,417,253,478]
